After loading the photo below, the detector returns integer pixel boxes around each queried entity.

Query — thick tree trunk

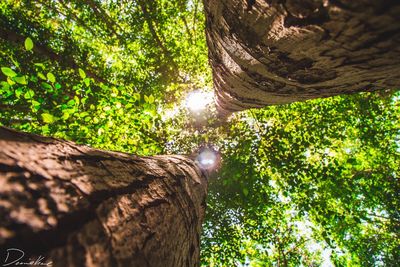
[204,0,400,113]
[0,127,207,267]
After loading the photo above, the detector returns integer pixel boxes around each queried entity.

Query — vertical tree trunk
[0,127,207,267]
[204,0,400,114]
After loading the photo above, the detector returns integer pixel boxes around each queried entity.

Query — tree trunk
[204,0,400,113]
[0,127,207,267]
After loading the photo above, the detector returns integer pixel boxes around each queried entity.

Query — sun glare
[185,90,214,112]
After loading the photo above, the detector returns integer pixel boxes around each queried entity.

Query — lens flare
[196,148,219,170]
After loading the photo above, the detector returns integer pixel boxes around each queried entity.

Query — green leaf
[79,112,89,118]
[41,82,53,91]
[78,68,86,79]
[14,76,27,85]
[34,63,46,70]
[61,112,70,121]
[11,57,20,68]
[0,81,12,96]
[1,81,10,91]
[243,188,249,196]
[7,77,15,85]
[15,87,23,98]
[24,89,35,99]
[67,99,75,106]
[83,77,90,86]
[41,113,55,124]
[29,75,38,83]
[47,72,56,83]
[31,100,40,107]
[41,125,49,134]
[133,93,141,102]
[148,94,155,104]
[37,72,46,80]
[24,37,34,51]
[31,100,41,112]
[1,67,17,77]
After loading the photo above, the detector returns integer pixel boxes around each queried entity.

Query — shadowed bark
[0,127,207,267]
[204,0,400,114]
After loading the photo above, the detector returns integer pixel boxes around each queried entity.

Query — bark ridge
[0,127,207,267]
[204,0,400,113]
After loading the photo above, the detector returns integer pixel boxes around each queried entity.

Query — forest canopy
[0,0,399,266]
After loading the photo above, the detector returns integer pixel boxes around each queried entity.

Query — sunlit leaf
[0,81,10,91]
[34,63,46,70]
[24,89,35,99]
[24,37,34,51]
[41,113,56,124]
[15,88,23,98]
[148,95,155,104]
[1,67,17,77]
[67,99,75,107]
[6,77,15,85]
[47,72,55,83]
[78,68,86,79]
[37,72,46,80]
[84,77,90,86]
[14,76,27,85]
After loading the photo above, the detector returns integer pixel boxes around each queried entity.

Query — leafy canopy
[0,1,399,266]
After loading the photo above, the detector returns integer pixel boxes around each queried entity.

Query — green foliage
[162,90,399,266]
[0,1,398,266]
[24,37,33,51]
[46,72,55,83]
[1,67,17,77]
[0,0,208,155]
[78,68,86,79]
[194,93,399,267]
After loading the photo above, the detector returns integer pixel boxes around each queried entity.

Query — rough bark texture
[204,0,400,113]
[0,127,207,267]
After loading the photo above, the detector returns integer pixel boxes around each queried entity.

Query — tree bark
[204,0,400,114]
[0,127,207,267]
